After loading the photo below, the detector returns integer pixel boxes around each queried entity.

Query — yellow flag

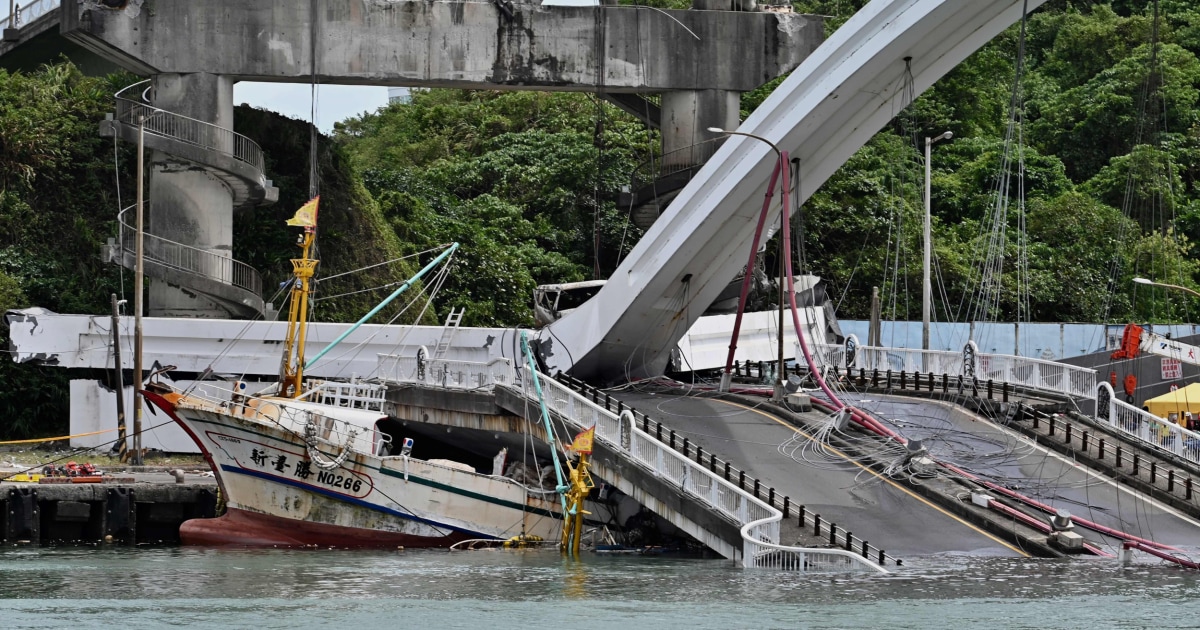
[286,196,320,227]
[571,425,595,455]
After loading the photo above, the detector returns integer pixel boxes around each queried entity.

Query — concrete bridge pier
[661,89,740,170]
[146,72,236,318]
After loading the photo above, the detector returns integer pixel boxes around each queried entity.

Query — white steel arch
[542,0,1048,379]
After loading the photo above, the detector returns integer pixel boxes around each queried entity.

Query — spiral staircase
[102,80,277,319]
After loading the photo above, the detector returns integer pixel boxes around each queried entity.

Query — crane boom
[1112,323,1200,366]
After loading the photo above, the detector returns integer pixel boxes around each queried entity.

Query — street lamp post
[707,127,789,399]
[132,106,163,466]
[923,131,953,352]
[132,111,147,466]
[1133,277,1200,298]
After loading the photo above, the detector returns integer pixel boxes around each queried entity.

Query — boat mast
[280,197,320,398]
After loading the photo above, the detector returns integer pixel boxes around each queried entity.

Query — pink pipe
[809,396,901,441]
[987,498,1111,557]
[777,152,847,411]
[691,379,1176,554]
[937,460,1180,552]
[807,395,1179,553]
[726,145,1175,555]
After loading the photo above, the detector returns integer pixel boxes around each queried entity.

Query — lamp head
[706,127,727,134]
[928,131,953,144]
[1133,277,1152,285]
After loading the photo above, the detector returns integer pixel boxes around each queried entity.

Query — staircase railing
[626,137,726,192]
[114,80,266,173]
[116,204,263,297]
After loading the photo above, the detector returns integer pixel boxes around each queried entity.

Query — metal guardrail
[113,80,266,173]
[1097,382,1200,467]
[809,339,1097,401]
[0,0,58,30]
[117,204,263,297]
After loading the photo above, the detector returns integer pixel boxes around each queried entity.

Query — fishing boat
[142,197,570,548]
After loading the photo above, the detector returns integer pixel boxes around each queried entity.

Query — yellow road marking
[713,398,1029,557]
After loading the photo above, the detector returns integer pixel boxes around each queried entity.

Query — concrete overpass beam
[60,1,821,92]
[145,72,236,318]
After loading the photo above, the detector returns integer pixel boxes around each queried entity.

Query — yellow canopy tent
[1142,383,1200,421]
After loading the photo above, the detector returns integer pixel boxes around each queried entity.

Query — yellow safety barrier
[0,427,119,445]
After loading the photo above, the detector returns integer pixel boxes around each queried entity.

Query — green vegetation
[2,1,1200,438]
[336,90,655,326]
[791,0,1200,324]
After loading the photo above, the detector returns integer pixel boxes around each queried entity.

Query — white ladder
[433,307,466,359]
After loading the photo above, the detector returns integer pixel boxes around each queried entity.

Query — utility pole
[110,294,127,462]
[869,286,881,347]
[923,131,952,352]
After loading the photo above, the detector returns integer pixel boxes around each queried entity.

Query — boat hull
[143,390,563,548]
[179,507,476,548]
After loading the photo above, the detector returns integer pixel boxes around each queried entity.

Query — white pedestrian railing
[808,338,1097,401]
[977,353,1095,400]
[1097,383,1200,467]
[516,366,884,573]
[307,379,387,412]
[1,0,58,30]
[377,354,515,391]
[856,346,965,375]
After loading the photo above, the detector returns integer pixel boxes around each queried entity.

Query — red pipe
[777,152,849,411]
[702,148,1187,558]
[722,159,783,378]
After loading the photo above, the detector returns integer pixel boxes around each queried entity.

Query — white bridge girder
[5,308,800,378]
[543,0,1048,380]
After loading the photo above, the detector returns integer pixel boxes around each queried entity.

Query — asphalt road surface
[612,389,1026,558]
[848,393,1200,552]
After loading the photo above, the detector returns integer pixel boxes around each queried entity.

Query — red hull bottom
[179,508,475,548]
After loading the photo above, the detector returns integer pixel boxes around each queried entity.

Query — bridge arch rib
[544,0,1050,380]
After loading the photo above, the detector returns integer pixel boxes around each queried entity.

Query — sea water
[1,546,1197,629]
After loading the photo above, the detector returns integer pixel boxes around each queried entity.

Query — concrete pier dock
[1,471,217,545]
